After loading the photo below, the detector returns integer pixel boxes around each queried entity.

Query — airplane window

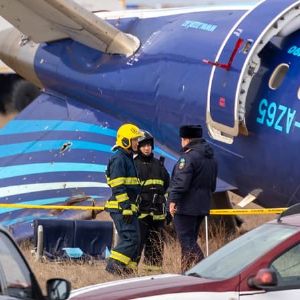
[268,63,289,90]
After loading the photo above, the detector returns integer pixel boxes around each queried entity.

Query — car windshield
[186,223,298,280]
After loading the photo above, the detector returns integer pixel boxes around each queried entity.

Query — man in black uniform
[168,125,218,272]
[134,131,170,269]
[105,123,143,275]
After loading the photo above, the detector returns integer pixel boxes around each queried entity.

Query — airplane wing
[0,0,139,56]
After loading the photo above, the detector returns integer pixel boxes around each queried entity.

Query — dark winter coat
[105,147,141,212]
[168,138,218,216]
[134,153,169,216]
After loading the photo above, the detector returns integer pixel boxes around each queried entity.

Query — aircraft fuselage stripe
[1,187,106,204]
[0,134,176,160]
[0,120,117,136]
[0,163,107,180]
[0,140,112,158]
[0,182,108,198]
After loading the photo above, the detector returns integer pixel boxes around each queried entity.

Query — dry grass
[23,250,116,291]
[20,194,277,292]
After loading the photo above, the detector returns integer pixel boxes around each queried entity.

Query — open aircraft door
[206,0,300,144]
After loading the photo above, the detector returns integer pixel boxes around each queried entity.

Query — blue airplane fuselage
[32,5,300,208]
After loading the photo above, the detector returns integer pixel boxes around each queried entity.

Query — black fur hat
[179,125,202,138]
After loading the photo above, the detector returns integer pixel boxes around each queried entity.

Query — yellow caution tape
[209,208,286,215]
[0,204,287,215]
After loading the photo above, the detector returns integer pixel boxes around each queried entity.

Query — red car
[71,207,300,299]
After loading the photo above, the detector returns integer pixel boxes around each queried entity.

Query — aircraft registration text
[256,98,296,134]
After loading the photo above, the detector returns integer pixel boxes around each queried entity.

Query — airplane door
[206,0,300,143]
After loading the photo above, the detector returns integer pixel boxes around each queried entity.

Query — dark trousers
[174,214,205,272]
[109,212,140,266]
[138,216,164,267]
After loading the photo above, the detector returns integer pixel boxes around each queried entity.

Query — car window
[270,243,300,288]
[0,232,33,299]
[187,224,298,279]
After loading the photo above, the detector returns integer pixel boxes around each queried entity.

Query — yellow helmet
[115,123,143,149]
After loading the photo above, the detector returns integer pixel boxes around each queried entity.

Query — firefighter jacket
[105,147,140,214]
[168,138,218,216]
[134,153,170,220]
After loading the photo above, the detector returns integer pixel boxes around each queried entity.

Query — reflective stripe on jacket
[105,148,140,212]
[134,154,170,219]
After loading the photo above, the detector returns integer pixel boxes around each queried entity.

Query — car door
[240,242,300,300]
[0,230,43,300]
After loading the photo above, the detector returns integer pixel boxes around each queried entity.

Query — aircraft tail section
[0,91,180,239]
[0,0,140,56]
[0,92,119,239]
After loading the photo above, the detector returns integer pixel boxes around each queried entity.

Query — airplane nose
[0,27,42,88]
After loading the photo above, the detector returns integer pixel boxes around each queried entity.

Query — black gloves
[122,210,133,224]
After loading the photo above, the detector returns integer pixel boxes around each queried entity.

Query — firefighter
[134,130,170,268]
[105,123,143,275]
[168,125,218,272]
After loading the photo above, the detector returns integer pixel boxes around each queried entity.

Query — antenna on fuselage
[277,203,300,223]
